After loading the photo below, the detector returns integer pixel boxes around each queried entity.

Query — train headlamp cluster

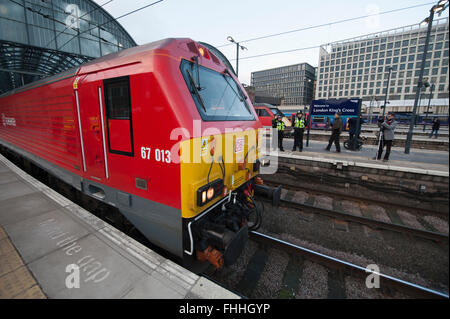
[253,157,270,172]
[197,179,224,207]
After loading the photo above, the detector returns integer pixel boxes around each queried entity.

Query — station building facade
[315,17,449,115]
[0,0,136,93]
[250,62,316,106]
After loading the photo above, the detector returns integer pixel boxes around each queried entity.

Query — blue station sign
[311,99,361,116]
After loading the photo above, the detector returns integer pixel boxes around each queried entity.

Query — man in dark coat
[325,113,342,152]
[429,119,440,138]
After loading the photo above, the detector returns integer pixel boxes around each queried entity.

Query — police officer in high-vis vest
[292,111,305,152]
[276,115,285,152]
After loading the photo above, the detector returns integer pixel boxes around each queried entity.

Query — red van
[254,103,292,129]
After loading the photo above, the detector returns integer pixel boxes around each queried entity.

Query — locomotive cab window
[104,76,134,156]
[259,109,270,117]
[180,59,255,121]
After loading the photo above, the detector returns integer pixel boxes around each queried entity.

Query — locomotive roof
[0,38,189,98]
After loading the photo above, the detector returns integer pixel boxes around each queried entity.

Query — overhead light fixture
[438,0,448,6]
[433,5,444,12]
[227,36,235,43]
[420,17,430,26]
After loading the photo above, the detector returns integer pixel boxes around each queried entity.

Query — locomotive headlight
[202,191,207,204]
[207,187,214,200]
[197,179,224,207]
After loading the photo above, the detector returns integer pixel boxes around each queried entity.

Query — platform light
[227,36,235,43]
[438,0,448,5]
[433,4,445,12]
[227,36,247,76]
[420,17,430,26]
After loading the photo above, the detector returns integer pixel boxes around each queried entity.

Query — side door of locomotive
[76,76,109,181]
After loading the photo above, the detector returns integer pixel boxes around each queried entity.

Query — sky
[93,0,449,85]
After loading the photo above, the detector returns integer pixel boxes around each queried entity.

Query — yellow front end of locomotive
[180,128,263,219]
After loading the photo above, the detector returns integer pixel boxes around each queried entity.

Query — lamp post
[227,36,247,77]
[423,83,435,131]
[417,79,430,126]
[369,96,377,124]
[405,0,448,154]
[306,78,313,147]
[381,66,393,119]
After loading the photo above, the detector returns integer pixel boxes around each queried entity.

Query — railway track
[247,231,448,299]
[263,178,448,219]
[271,197,449,243]
[207,231,449,299]
[260,178,449,242]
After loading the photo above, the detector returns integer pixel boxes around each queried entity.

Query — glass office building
[316,17,449,112]
[251,63,316,106]
[0,0,136,93]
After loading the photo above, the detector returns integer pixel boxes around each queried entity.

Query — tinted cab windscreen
[270,108,284,117]
[180,59,255,121]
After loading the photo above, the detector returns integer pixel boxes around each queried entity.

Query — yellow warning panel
[0,238,15,256]
[0,226,46,299]
[12,285,46,299]
[0,250,23,277]
[0,266,36,298]
[0,227,6,241]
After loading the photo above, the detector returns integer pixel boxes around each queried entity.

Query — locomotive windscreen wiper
[186,69,207,113]
[192,56,202,91]
[223,70,245,102]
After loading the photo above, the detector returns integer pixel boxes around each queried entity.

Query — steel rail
[277,197,449,243]
[249,231,449,299]
[263,178,448,218]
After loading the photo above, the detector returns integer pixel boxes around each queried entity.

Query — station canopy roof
[0,0,137,94]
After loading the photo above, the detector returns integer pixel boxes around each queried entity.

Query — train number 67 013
[141,147,171,163]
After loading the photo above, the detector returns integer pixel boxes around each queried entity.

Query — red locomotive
[0,38,275,269]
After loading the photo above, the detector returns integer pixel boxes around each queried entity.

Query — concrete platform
[303,129,449,141]
[291,130,449,151]
[0,154,238,299]
[260,147,448,214]
[360,127,449,137]
[263,135,449,174]
[265,149,449,177]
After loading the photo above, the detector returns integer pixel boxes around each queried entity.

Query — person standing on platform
[292,111,305,152]
[325,113,342,152]
[270,115,278,151]
[373,112,397,162]
[429,118,440,138]
[348,117,357,140]
[276,115,285,152]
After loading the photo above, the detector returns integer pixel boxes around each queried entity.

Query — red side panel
[0,78,82,174]
[108,119,132,153]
